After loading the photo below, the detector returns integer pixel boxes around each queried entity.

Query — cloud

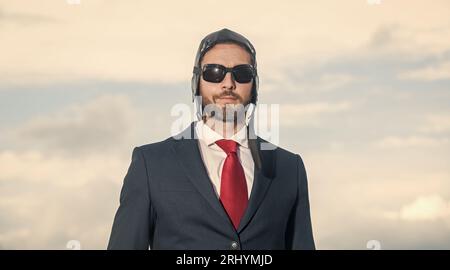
[368,25,397,49]
[399,195,450,221]
[7,94,138,156]
[382,195,450,222]
[399,61,450,81]
[0,150,127,188]
[366,22,450,58]
[0,92,174,249]
[305,148,450,249]
[280,102,352,127]
[0,148,128,249]
[264,72,361,94]
[282,102,352,115]
[375,135,450,148]
[419,114,450,134]
[0,8,59,25]
[2,1,450,86]
[0,132,139,250]
[313,74,360,91]
[304,150,450,211]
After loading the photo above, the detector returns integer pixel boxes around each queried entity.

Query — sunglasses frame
[193,64,257,84]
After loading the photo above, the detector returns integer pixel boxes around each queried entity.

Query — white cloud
[419,114,450,133]
[366,24,450,58]
[315,74,359,91]
[399,61,450,81]
[282,102,352,115]
[0,94,146,249]
[400,195,450,221]
[7,94,138,156]
[382,195,450,222]
[375,135,450,148]
[306,148,450,248]
[280,102,352,127]
[0,150,127,188]
[2,1,450,86]
[0,93,172,249]
[0,149,128,249]
[264,72,360,94]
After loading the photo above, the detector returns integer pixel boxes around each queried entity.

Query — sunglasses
[194,64,256,84]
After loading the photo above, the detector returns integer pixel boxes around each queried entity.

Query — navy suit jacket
[107,122,315,250]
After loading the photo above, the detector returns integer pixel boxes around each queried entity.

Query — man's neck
[203,117,245,139]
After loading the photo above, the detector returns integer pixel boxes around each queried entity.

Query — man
[107,28,315,250]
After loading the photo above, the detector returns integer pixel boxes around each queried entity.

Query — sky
[0,0,449,249]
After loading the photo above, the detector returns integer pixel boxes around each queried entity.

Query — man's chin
[219,107,247,123]
[215,100,240,107]
[202,101,249,120]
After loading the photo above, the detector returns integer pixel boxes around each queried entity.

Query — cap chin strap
[193,95,256,126]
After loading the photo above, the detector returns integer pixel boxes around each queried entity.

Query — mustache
[213,91,242,101]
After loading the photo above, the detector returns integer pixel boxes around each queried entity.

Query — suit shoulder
[258,136,304,161]
[136,136,178,154]
[258,137,308,182]
[137,122,195,153]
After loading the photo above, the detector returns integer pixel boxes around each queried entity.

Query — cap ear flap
[251,75,258,104]
[250,56,258,104]
[191,70,201,102]
[193,94,203,121]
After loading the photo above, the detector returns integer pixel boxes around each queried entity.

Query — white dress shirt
[195,120,255,199]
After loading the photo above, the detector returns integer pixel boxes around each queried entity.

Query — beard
[202,91,249,123]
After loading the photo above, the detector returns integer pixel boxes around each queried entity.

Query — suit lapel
[237,137,277,233]
[171,123,232,227]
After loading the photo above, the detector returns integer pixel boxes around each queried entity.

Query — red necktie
[215,139,248,230]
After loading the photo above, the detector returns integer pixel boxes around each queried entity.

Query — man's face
[199,43,253,116]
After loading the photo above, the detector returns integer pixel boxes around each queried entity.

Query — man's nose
[221,71,236,90]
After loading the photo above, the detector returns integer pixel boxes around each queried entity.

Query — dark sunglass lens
[202,66,225,83]
[233,66,254,83]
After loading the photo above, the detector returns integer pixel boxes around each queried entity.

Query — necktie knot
[215,139,238,154]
